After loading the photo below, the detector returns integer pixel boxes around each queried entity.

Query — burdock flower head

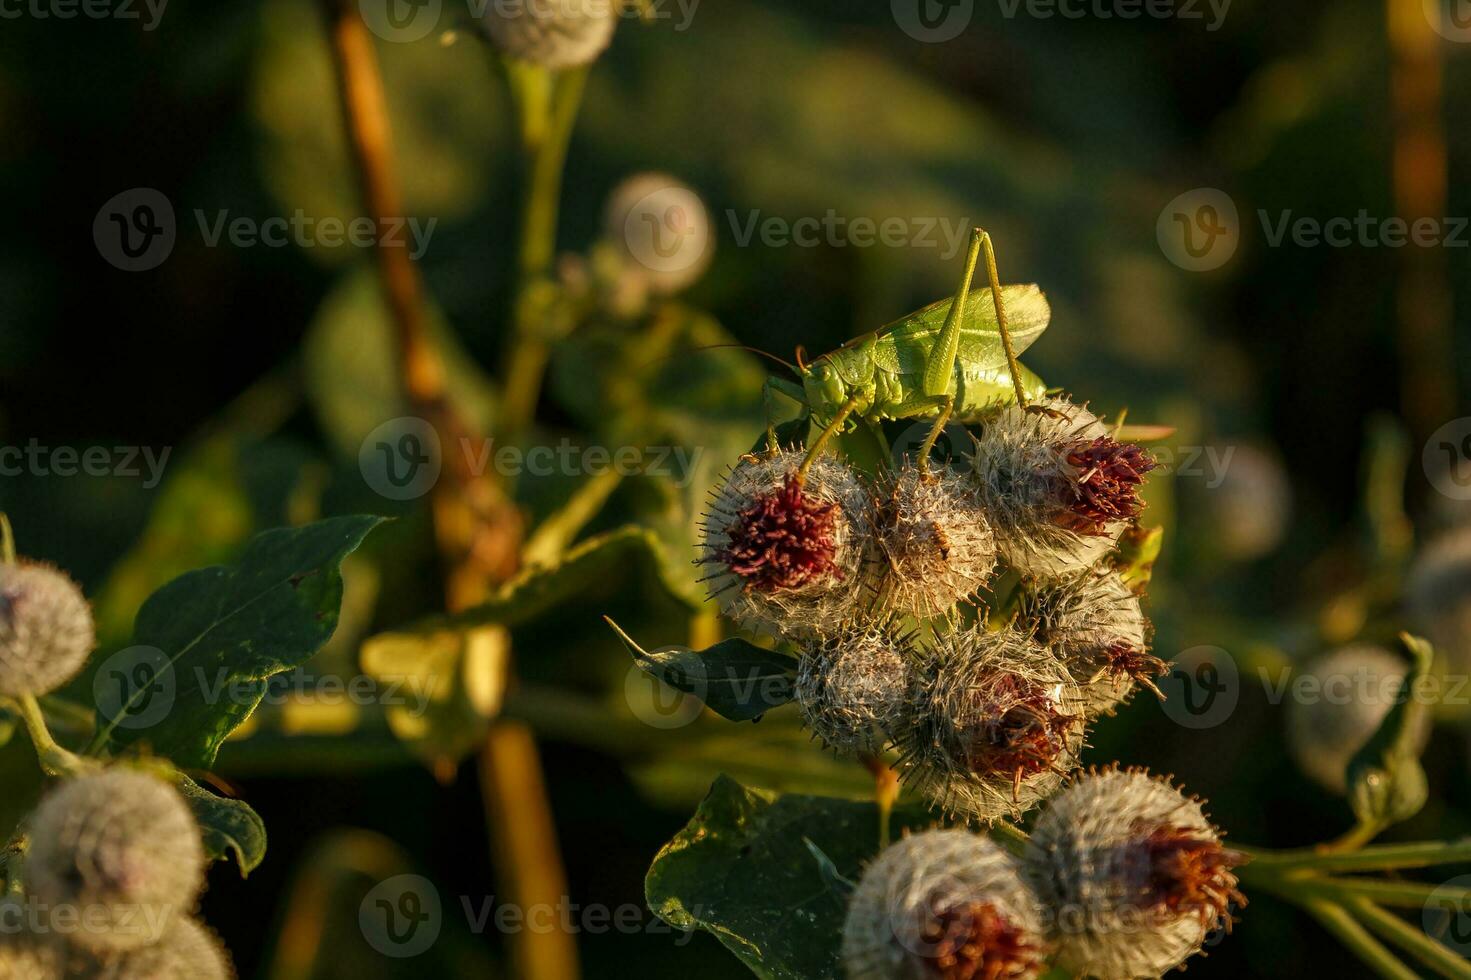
[896,627,1085,822]
[972,396,1155,580]
[842,829,1047,980]
[1022,571,1163,718]
[795,625,911,756]
[96,918,235,980]
[1286,645,1431,794]
[477,0,617,70]
[0,561,96,698]
[1025,767,1245,979]
[27,769,206,951]
[872,466,997,619]
[698,447,873,638]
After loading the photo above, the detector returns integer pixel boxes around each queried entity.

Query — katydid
[762,230,1051,478]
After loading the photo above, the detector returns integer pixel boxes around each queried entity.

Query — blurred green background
[2,0,1470,976]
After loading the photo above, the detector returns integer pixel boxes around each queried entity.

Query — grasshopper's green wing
[867,284,1050,378]
[875,284,1049,354]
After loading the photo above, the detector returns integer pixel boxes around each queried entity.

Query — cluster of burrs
[698,395,1166,824]
[841,768,1245,980]
[0,558,233,979]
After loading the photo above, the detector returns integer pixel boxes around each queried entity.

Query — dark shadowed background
[2,0,1470,976]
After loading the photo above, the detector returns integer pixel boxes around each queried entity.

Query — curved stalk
[2,694,96,778]
[1349,898,1471,980]
[1302,899,1419,980]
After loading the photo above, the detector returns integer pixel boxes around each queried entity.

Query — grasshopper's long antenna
[978,231,1030,410]
[686,344,800,378]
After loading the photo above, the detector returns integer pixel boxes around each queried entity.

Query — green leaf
[607,620,796,722]
[1117,524,1165,593]
[645,776,929,979]
[95,515,385,769]
[1348,634,1434,830]
[174,773,268,876]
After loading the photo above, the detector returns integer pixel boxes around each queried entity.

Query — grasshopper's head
[799,356,849,423]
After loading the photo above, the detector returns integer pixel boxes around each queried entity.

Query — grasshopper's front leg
[761,375,808,453]
[916,228,985,473]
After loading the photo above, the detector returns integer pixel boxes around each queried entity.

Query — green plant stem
[3,694,94,777]
[499,64,590,440]
[1322,819,1389,854]
[1302,899,1420,980]
[1348,898,1471,980]
[1240,839,1471,873]
[0,514,14,564]
[1302,876,1471,910]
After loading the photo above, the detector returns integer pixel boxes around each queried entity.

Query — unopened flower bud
[27,770,205,951]
[698,448,874,639]
[1025,767,1245,979]
[477,0,617,69]
[1023,571,1162,717]
[972,397,1155,580]
[604,173,714,299]
[795,626,909,755]
[871,467,997,619]
[1287,645,1431,794]
[842,829,1047,980]
[895,628,1084,822]
[0,562,95,698]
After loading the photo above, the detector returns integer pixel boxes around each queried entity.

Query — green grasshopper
[761,229,1051,477]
